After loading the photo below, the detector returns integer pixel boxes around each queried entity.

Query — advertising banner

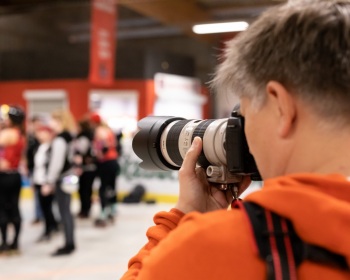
[89,0,116,86]
[154,73,207,119]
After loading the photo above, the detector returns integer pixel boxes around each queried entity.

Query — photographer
[121,1,350,279]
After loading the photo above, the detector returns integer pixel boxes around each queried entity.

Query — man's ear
[266,81,296,138]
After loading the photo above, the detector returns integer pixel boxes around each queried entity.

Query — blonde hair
[51,109,77,134]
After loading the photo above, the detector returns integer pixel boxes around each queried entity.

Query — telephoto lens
[132,113,261,184]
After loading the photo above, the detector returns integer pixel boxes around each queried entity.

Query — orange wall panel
[0,79,209,121]
[0,79,151,120]
[0,79,90,119]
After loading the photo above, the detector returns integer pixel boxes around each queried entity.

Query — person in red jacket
[0,105,25,255]
[90,113,120,227]
[121,1,350,279]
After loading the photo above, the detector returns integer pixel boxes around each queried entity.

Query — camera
[132,107,261,185]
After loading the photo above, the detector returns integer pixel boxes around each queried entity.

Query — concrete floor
[0,199,175,280]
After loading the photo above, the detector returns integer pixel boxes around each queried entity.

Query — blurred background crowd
[0,104,122,257]
[0,1,270,277]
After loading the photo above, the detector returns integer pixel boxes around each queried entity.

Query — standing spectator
[0,105,26,255]
[74,118,97,219]
[90,113,120,227]
[42,109,76,256]
[33,125,58,242]
[25,115,44,225]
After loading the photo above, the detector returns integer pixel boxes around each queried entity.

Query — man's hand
[175,137,251,214]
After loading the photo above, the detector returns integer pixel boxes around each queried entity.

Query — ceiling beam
[118,0,217,43]
[118,0,209,25]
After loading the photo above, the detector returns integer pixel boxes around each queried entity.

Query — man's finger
[238,176,252,196]
[179,137,202,176]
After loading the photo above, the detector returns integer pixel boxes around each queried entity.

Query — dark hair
[8,106,25,125]
[78,119,92,133]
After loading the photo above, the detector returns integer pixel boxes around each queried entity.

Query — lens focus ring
[191,120,215,168]
[166,120,192,166]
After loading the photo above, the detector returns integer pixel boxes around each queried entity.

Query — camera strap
[231,200,349,280]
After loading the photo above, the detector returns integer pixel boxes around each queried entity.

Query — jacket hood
[245,173,350,265]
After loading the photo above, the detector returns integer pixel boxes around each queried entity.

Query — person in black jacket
[25,115,43,225]
[74,119,97,219]
[41,109,77,256]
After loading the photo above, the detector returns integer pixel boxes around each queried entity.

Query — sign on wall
[23,90,68,120]
[89,89,138,135]
[154,73,207,119]
[89,0,116,86]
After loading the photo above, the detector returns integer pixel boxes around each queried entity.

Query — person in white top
[33,125,58,242]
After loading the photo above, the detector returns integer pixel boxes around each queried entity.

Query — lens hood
[132,116,184,171]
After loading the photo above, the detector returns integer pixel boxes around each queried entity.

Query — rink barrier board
[20,187,178,204]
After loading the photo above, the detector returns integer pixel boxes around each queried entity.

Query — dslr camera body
[132,107,261,186]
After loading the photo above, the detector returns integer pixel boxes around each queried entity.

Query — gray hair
[213,0,350,120]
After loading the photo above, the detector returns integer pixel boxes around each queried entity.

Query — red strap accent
[281,219,297,280]
[231,199,242,209]
[265,210,283,280]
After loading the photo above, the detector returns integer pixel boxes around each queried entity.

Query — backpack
[232,200,349,280]
[122,184,146,203]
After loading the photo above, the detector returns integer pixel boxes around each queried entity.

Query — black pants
[0,172,22,246]
[55,180,75,247]
[35,184,58,236]
[78,170,97,216]
[97,160,120,211]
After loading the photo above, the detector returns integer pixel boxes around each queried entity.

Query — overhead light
[192,21,249,34]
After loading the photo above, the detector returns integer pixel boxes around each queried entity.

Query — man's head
[214,0,350,179]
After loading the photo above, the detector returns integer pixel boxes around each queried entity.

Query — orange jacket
[121,173,350,280]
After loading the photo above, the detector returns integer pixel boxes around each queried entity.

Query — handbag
[61,173,79,194]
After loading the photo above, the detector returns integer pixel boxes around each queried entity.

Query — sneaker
[77,213,89,219]
[49,225,60,235]
[107,214,115,224]
[0,243,9,256]
[94,218,107,228]
[36,233,51,243]
[31,218,42,225]
[51,245,75,257]
[7,243,20,256]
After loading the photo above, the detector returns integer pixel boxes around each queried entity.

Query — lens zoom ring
[166,120,192,166]
[191,120,215,168]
